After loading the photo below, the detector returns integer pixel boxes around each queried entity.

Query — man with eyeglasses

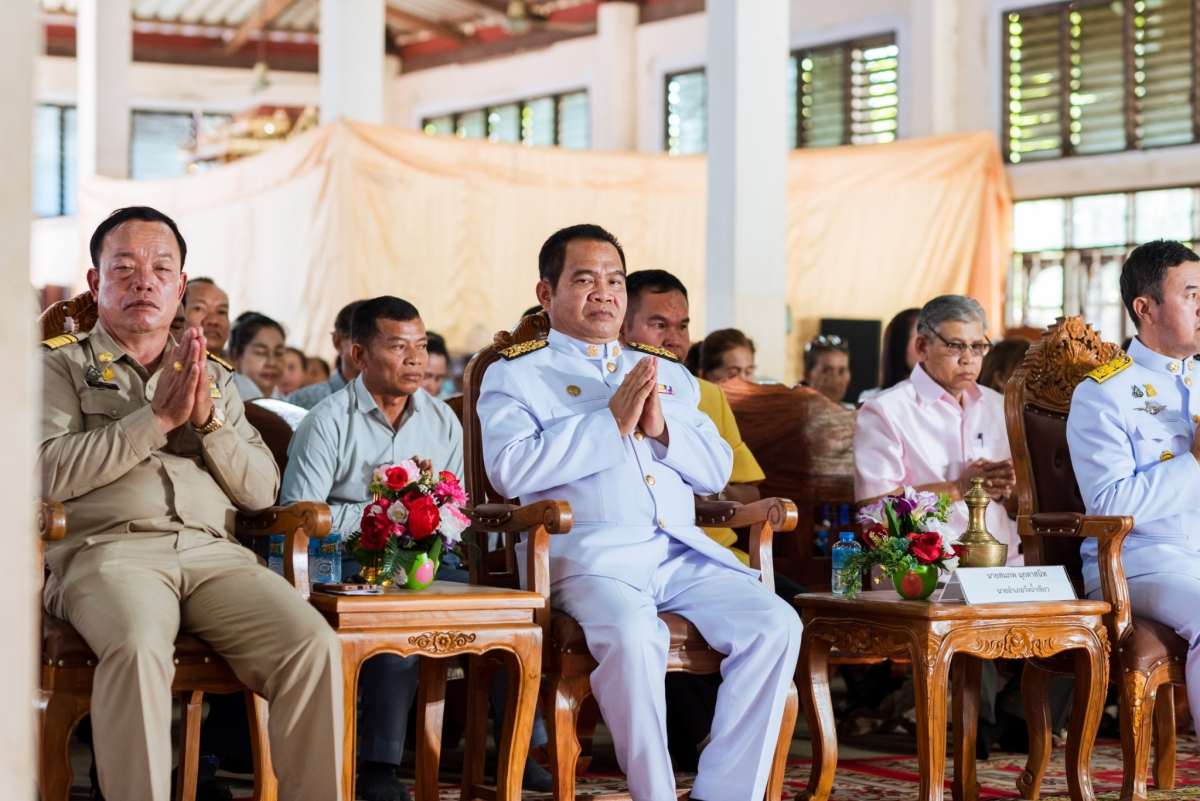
[853,295,1022,564]
[801,335,853,407]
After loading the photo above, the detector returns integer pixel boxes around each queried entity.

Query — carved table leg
[459,654,496,801]
[951,653,982,801]
[1066,635,1108,801]
[495,629,541,801]
[912,639,953,801]
[175,690,204,801]
[416,656,448,801]
[340,640,365,801]
[1017,661,1054,801]
[798,627,836,801]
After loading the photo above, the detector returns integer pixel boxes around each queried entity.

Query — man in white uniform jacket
[478,224,801,801]
[1067,239,1200,730]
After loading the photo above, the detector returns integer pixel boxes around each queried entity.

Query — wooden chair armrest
[693,498,797,595]
[1019,512,1134,645]
[36,502,67,543]
[235,502,333,599]
[469,500,572,634]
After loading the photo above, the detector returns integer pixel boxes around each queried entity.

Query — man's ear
[1132,296,1154,326]
[914,333,931,361]
[179,272,188,303]
[535,280,553,310]
[332,331,345,352]
[349,342,367,368]
[86,268,100,295]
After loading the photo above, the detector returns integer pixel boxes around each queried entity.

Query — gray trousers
[355,560,547,765]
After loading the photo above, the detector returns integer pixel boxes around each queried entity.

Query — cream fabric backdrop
[77,122,1009,383]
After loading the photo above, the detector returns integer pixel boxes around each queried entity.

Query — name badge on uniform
[657,384,674,396]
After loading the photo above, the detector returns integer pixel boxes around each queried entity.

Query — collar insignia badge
[1132,385,1144,398]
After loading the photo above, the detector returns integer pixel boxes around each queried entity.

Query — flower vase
[402,552,439,590]
[892,564,938,600]
[359,557,394,588]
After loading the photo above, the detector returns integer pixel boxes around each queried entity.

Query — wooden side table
[310,581,544,801]
[795,591,1110,801]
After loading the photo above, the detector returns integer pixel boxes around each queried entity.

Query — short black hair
[229,312,286,358]
[333,300,367,337]
[625,270,688,315]
[308,357,331,380]
[1121,240,1200,328]
[90,206,187,269]
[425,331,448,359]
[351,296,422,346]
[521,305,544,319]
[285,346,308,370]
[538,224,625,289]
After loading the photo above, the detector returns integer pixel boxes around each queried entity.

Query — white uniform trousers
[553,540,802,801]
[1095,572,1200,724]
[45,532,344,801]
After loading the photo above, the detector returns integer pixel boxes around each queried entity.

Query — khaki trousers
[45,532,343,801]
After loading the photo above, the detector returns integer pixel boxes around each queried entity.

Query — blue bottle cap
[839,531,855,542]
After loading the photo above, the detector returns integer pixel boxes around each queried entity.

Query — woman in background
[278,346,307,396]
[979,338,1032,394]
[229,312,287,401]
[858,308,920,403]
[688,328,758,383]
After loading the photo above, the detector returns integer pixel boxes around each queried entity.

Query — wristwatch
[192,406,226,434]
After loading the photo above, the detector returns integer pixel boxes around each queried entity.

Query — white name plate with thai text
[940,566,1076,604]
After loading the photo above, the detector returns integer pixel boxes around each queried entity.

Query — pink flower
[434,477,468,506]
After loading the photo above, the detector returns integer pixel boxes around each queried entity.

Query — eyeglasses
[805,334,848,353]
[930,329,992,358]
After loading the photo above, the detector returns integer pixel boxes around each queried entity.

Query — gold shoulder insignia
[627,342,680,362]
[499,340,548,360]
[207,351,234,371]
[41,333,79,350]
[1085,354,1133,383]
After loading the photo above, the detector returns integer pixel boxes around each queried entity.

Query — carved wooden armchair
[720,378,857,591]
[35,292,333,801]
[459,311,800,801]
[1005,316,1185,801]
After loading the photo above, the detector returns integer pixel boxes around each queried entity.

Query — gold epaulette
[626,342,680,362]
[1086,354,1133,383]
[41,333,79,350]
[207,351,234,371]
[499,340,548,360]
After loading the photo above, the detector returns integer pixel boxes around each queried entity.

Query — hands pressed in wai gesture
[152,327,214,435]
[608,357,668,443]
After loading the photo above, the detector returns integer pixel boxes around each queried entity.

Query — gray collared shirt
[285,370,348,410]
[280,375,464,536]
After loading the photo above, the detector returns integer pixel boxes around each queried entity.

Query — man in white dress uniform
[477,224,801,801]
[1068,239,1200,727]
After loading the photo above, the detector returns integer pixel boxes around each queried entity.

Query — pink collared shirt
[853,363,1022,565]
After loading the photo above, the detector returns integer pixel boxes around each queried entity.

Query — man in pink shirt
[854,295,1022,564]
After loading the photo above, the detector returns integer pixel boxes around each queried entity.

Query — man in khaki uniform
[39,206,343,801]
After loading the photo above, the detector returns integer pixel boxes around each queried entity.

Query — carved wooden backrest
[37,292,98,340]
[1005,316,1123,586]
[461,311,552,588]
[721,378,857,591]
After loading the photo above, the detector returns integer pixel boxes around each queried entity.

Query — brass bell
[955,477,1008,568]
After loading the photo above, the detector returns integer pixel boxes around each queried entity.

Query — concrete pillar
[704,0,790,380]
[77,0,131,178]
[320,0,386,124]
[0,0,39,792]
[593,1,639,151]
[912,0,960,137]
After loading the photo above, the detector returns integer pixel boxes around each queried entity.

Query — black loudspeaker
[817,318,882,404]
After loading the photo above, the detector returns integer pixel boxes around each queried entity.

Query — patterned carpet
[427,737,1200,800]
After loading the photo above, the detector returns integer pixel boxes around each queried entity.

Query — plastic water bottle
[831,532,861,595]
[268,532,342,584]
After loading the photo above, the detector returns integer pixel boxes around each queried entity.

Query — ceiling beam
[385,6,470,43]
[225,0,297,53]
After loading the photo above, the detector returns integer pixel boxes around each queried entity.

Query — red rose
[865,525,888,547]
[907,531,944,565]
[403,493,441,541]
[438,470,458,485]
[384,465,415,492]
[360,507,392,551]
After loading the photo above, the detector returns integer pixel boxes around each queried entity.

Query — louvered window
[422,91,590,149]
[1005,0,1198,163]
[666,70,707,156]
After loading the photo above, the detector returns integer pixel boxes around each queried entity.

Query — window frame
[420,90,589,148]
[1002,0,1200,163]
[664,68,707,155]
[35,103,73,219]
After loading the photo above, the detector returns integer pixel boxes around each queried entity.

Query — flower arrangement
[837,487,958,599]
[344,459,471,589]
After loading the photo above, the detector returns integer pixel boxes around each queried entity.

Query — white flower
[387,503,408,525]
[438,504,469,545]
[921,517,958,545]
[368,504,385,517]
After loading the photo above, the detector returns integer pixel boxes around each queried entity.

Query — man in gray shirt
[286,299,365,410]
[281,296,549,800]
